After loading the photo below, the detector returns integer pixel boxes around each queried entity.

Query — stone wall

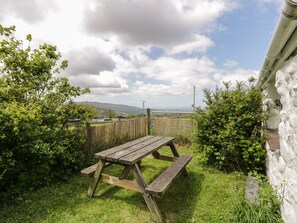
[266,55,297,223]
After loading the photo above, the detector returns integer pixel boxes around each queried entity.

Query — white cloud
[223,60,239,68]
[83,0,188,46]
[83,0,238,47]
[127,48,150,65]
[119,55,215,97]
[68,74,121,88]
[140,56,217,83]
[168,35,214,55]
[0,0,257,108]
[66,47,115,76]
[0,0,58,23]
[181,0,238,27]
[218,69,258,85]
[111,51,257,100]
[133,81,173,96]
[89,87,130,95]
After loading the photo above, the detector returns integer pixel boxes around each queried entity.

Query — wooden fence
[151,117,194,143]
[84,113,195,158]
[85,117,147,158]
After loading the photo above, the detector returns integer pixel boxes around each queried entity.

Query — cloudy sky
[0,0,283,108]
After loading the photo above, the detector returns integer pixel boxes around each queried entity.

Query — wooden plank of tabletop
[119,137,175,165]
[106,136,164,163]
[95,135,154,159]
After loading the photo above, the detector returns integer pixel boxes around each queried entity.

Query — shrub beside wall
[193,79,268,173]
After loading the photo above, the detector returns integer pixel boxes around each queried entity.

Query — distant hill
[77,101,144,115]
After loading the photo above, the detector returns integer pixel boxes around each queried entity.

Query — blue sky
[209,1,280,70]
[0,0,282,109]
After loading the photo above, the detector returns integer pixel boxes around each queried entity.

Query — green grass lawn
[0,147,246,223]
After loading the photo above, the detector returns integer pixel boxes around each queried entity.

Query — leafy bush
[0,25,95,202]
[232,178,283,223]
[192,78,267,173]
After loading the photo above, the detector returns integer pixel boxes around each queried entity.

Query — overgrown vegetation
[0,25,97,202]
[0,24,282,222]
[0,147,246,223]
[193,78,268,173]
[174,135,192,145]
[232,177,283,223]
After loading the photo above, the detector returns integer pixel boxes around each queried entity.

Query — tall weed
[232,178,283,223]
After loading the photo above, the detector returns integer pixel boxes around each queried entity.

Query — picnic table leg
[88,159,106,197]
[131,164,163,223]
[119,165,131,180]
[137,160,142,169]
[168,142,188,176]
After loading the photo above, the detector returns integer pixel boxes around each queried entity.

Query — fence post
[147,108,151,135]
[86,122,92,158]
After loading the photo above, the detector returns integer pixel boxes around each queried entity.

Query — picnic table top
[95,135,175,165]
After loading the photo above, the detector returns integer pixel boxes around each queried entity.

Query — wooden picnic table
[81,135,192,222]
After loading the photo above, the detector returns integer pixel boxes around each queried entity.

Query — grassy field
[0,147,246,223]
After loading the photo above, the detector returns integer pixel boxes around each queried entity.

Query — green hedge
[192,78,268,173]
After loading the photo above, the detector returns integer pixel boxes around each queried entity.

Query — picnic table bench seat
[81,162,111,177]
[145,154,192,198]
[81,163,97,177]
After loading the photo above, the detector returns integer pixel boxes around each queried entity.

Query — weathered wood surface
[81,162,111,177]
[95,135,174,165]
[145,155,192,198]
[88,159,106,197]
[83,135,193,223]
[169,143,180,157]
[101,174,141,193]
[119,166,131,180]
[169,142,187,176]
[106,136,164,162]
[131,164,163,223]
[86,117,147,157]
[152,151,177,162]
[152,117,194,139]
[81,164,98,177]
[88,118,147,145]
[119,137,175,165]
[95,135,153,159]
[147,108,151,135]
[155,154,177,162]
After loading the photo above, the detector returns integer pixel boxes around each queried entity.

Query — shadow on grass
[158,172,204,222]
[94,170,205,223]
[0,157,204,223]
[0,176,95,223]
